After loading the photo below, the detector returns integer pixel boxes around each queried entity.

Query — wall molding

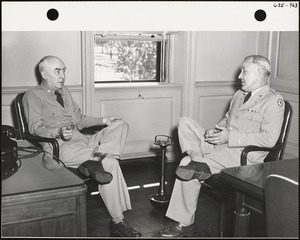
[1,85,84,94]
[195,81,241,88]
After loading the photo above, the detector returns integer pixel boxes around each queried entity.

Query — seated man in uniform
[158,55,285,237]
[23,55,142,237]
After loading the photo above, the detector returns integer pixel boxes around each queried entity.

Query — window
[94,32,167,83]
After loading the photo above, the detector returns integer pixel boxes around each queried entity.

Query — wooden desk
[1,140,87,237]
[219,158,298,237]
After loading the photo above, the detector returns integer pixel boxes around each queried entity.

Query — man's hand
[60,125,74,141]
[103,116,122,126]
[205,125,229,145]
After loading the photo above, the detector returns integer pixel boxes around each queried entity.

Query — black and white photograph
[1,1,299,238]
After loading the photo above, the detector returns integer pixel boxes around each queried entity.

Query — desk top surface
[219,158,298,198]
[2,140,84,197]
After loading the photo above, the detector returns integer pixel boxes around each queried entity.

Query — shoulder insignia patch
[277,99,284,107]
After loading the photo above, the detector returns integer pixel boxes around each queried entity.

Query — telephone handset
[2,125,17,138]
[1,125,19,180]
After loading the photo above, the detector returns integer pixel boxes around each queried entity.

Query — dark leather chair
[201,100,293,236]
[14,92,101,191]
[264,174,298,237]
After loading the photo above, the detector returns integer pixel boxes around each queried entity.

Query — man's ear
[41,71,47,79]
[258,68,269,81]
[256,67,262,76]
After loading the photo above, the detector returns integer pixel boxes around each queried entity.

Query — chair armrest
[241,144,282,166]
[24,133,60,159]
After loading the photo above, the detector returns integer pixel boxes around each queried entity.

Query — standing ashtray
[149,135,173,210]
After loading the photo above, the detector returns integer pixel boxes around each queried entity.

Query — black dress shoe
[110,220,142,237]
[78,160,112,184]
[158,223,196,237]
[176,161,212,181]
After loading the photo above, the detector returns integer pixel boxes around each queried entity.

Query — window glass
[94,33,163,83]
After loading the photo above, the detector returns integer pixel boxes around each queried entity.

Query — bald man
[23,56,142,237]
[159,55,285,237]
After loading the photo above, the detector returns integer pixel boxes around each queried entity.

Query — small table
[219,158,298,236]
[2,140,87,237]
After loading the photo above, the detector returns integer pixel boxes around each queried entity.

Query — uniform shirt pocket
[43,107,63,118]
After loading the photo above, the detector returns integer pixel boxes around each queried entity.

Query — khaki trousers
[56,120,131,218]
[166,117,240,225]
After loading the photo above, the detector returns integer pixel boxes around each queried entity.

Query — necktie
[243,92,252,104]
[55,91,64,107]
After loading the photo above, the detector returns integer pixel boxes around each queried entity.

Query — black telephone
[1,125,19,180]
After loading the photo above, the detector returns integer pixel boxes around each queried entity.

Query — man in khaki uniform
[159,55,285,237]
[23,56,142,237]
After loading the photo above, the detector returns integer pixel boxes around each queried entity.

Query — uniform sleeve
[228,96,285,148]
[23,90,60,138]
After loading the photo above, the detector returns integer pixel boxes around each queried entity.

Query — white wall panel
[277,32,299,79]
[1,106,13,126]
[2,31,82,87]
[94,85,182,160]
[197,96,232,129]
[270,31,299,94]
[193,83,238,130]
[194,32,269,82]
[100,98,174,155]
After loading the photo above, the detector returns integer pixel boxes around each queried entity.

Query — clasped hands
[58,115,122,141]
[59,124,75,141]
[204,125,229,145]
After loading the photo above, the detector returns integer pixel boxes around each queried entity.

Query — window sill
[95,82,182,89]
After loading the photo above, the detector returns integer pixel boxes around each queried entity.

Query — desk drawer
[2,197,77,224]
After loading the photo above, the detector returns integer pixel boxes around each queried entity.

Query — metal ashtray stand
[149,135,173,210]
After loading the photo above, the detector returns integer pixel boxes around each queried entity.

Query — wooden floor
[85,157,266,238]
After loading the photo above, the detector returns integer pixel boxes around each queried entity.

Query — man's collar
[251,86,264,96]
[243,85,268,96]
[40,81,64,94]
